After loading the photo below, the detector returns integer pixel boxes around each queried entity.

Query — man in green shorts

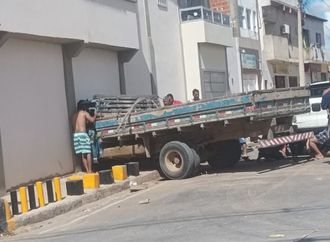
[72,101,96,173]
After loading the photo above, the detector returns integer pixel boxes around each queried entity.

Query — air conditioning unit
[281,24,290,35]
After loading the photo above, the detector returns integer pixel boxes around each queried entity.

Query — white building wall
[227,40,243,93]
[124,51,153,96]
[0,39,73,189]
[72,48,121,101]
[0,0,139,49]
[238,0,259,40]
[181,20,234,98]
[124,0,186,100]
[148,0,187,101]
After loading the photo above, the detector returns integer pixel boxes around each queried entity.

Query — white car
[293,81,329,133]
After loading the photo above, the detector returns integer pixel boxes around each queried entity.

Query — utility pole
[298,0,306,86]
[230,0,240,38]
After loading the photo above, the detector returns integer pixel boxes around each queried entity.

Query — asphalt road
[4,157,330,242]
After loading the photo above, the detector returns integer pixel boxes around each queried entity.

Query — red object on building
[209,0,230,14]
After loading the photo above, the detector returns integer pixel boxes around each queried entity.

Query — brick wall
[209,0,230,14]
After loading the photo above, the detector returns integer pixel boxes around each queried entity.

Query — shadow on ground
[199,156,314,176]
[93,153,320,179]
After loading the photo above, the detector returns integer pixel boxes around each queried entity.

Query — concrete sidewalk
[1,170,161,233]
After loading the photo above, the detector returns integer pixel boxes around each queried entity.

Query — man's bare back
[72,111,96,133]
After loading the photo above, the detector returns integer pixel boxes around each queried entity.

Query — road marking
[39,181,166,235]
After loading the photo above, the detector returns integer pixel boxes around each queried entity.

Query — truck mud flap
[258,131,314,149]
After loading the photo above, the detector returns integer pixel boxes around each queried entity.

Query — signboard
[241,53,257,70]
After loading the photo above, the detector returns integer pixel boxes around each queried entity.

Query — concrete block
[99,170,114,184]
[127,162,140,176]
[112,165,128,181]
[83,173,100,189]
[67,175,83,181]
[66,180,84,196]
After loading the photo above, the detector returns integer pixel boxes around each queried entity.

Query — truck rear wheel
[207,140,241,170]
[159,141,195,179]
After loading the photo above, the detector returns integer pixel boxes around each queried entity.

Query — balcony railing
[180,6,231,27]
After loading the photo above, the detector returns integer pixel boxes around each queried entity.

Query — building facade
[210,0,261,93]
[179,0,235,99]
[0,0,141,191]
[124,0,187,101]
[259,0,329,89]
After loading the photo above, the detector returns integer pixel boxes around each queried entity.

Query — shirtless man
[72,101,96,173]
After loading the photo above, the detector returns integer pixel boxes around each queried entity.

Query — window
[253,11,256,32]
[303,29,310,47]
[289,76,298,87]
[316,33,322,47]
[238,6,244,28]
[179,0,209,8]
[275,76,286,88]
[321,73,327,82]
[246,9,251,30]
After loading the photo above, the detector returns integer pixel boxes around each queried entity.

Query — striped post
[27,184,36,210]
[35,181,45,208]
[10,191,19,215]
[46,179,54,203]
[18,187,28,214]
[53,177,62,201]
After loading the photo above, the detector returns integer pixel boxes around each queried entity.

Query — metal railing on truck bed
[94,87,310,139]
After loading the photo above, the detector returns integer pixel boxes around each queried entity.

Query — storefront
[240,49,260,92]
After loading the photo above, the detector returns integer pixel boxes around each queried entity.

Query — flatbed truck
[90,87,311,179]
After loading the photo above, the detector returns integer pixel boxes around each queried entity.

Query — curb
[11,170,161,230]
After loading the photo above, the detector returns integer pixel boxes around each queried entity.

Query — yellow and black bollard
[53,177,62,201]
[35,181,45,208]
[27,184,36,210]
[66,178,84,196]
[99,170,114,184]
[127,162,140,177]
[18,187,28,214]
[46,179,54,203]
[112,165,128,181]
[10,190,19,215]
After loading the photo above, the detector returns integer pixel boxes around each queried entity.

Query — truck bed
[95,87,310,140]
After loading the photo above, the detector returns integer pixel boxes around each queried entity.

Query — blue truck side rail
[93,87,310,140]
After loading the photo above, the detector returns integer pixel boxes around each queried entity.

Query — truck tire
[159,141,195,179]
[191,148,201,176]
[207,139,241,170]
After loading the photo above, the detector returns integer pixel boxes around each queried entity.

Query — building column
[0,32,10,194]
[118,49,137,95]
[62,41,85,172]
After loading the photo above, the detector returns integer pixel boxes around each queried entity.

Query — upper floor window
[246,9,251,30]
[316,33,322,47]
[303,29,310,47]
[178,0,209,8]
[253,11,257,32]
[238,6,244,28]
